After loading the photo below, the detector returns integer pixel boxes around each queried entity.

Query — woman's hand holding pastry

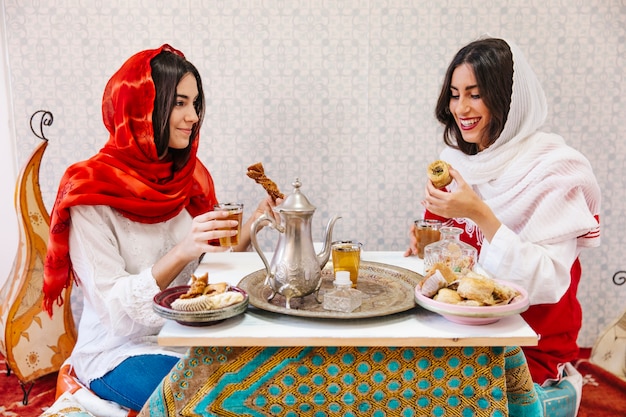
[422,168,501,242]
[422,168,478,219]
[253,195,283,224]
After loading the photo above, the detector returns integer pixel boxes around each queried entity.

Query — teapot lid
[275,178,316,213]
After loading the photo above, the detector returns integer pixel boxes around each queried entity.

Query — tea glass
[213,203,244,247]
[331,240,363,288]
[414,219,442,259]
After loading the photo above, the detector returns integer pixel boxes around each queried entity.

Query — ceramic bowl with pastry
[414,267,529,325]
[153,273,249,326]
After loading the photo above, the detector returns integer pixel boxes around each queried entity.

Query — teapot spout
[316,214,342,269]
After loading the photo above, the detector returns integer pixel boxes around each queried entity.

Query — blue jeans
[89,354,179,411]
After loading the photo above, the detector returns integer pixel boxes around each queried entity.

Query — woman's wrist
[472,203,501,243]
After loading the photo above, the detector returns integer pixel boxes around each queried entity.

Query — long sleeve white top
[68,205,193,385]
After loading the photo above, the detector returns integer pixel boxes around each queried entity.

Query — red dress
[424,211,581,384]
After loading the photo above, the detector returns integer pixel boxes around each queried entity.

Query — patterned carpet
[574,358,626,417]
[1,354,56,417]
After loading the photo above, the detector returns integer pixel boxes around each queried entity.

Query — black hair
[150,51,205,171]
[434,38,513,155]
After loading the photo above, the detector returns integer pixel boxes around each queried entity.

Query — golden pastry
[433,288,463,304]
[426,262,458,284]
[493,281,520,305]
[427,160,452,189]
[171,294,214,311]
[179,273,209,299]
[207,291,244,309]
[420,270,448,297]
[204,282,229,296]
[456,276,496,305]
[246,162,284,201]
[171,272,240,311]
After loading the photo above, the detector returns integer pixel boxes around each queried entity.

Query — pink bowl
[414,279,530,325]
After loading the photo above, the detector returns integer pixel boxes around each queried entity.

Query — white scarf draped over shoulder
[441,38,600,247]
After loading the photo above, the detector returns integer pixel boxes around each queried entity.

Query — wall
[0,4,18,291]
[1,0,624,346]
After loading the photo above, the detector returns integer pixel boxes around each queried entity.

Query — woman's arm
[151,210,235,289]
[480,226,578,304]
[421,167,578,304]
[69,205,236,334]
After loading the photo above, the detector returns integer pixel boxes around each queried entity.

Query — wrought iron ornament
[29,110,53,141]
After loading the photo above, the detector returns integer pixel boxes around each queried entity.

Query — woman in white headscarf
[406,37,601,389]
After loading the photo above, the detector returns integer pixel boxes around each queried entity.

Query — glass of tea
[331,240,363,288]
[414,219,442,259]
[213,203,244,247]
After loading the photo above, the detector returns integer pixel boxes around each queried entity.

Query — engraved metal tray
[237,261,422,319]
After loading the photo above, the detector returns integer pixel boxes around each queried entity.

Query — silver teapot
[250,178,340,309]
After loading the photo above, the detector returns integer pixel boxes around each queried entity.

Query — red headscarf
[43,45,217,316]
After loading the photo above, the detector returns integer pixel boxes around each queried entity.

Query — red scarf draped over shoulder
[43,44,217,316]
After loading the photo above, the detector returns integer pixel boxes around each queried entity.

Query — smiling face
[449,63,491,151]
[167,72,199,150]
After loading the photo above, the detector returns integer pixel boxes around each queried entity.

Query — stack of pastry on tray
[419,262,521,306]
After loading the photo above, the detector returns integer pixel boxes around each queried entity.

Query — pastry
[433,288,463,304]
[419,270,448,297]
[492,281,520,305]
[456,276,496,305]
[207,291,244,309]
[246,162,284,201]
[179,273,209,299]
[171,294,215,311]
[171,272,242,311]
[427,160,452,189]
[426,262,458,284]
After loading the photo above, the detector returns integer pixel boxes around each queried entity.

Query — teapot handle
[250,210,284,285]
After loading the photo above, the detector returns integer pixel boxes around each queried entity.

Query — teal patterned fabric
[534,382,578,417]
[140,346,514,416]
[504,346,544,417]
[142,345,588,416]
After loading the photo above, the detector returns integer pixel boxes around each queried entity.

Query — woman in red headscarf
[43,45,278,412]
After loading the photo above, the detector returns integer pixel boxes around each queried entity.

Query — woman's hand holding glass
[184,211,240,258]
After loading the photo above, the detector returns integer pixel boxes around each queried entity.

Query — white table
[148,251,539,416]
[158,251,538,347]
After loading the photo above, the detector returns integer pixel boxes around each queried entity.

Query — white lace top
[68,205,193,385]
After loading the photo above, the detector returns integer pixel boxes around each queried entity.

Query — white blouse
[68,205,195,385]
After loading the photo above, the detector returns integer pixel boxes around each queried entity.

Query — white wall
[0,2,18,290]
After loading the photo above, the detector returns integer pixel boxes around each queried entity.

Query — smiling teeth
[460,118,479,127]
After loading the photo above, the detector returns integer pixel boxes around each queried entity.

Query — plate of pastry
[414,262,529,325]
[153,273,248,326]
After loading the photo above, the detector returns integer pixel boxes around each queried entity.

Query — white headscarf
[440,38,600,246]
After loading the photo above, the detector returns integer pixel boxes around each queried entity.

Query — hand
[233,196,284,252]
[151,210,236,290]
[421,167,482,219]
[403,222,418,257]
[422,166,501,242]
[252,196,283,224]
[181,210,238,258]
